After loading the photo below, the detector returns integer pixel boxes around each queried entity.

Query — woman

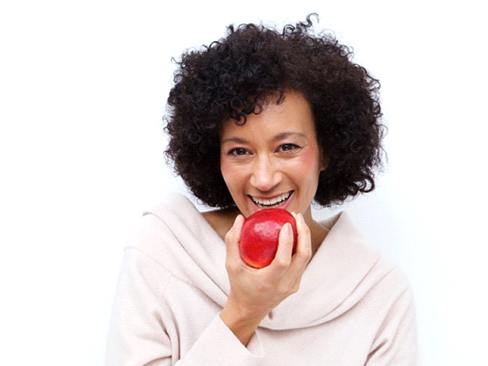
[106,13,418,365]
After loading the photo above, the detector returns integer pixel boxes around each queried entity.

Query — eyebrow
[221,131,307,144]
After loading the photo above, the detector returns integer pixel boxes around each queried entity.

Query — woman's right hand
[223,211,313,321]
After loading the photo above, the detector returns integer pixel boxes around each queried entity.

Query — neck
[309,220,329,259]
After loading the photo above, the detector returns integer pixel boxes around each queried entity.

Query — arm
[105,215,265,366]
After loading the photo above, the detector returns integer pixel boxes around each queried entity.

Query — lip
[248,190,294,213]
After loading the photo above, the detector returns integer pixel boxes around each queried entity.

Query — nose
[250,155,281,192]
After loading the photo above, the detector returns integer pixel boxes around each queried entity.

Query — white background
[1,1,487,365]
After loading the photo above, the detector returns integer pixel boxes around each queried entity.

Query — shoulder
[365,257,416,317]
[143,192,195,218]
[122,193,202,257]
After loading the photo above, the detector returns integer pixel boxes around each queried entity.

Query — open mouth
[248,190,294,209]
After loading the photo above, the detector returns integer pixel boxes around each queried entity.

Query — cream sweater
[105,192,418,365]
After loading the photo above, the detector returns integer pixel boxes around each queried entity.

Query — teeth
[251,191,292,207]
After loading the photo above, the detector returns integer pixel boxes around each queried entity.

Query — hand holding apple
[222,210,313,321]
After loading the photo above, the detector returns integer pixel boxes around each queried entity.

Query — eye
[279,143,300,152]
[227,147,248,156]
[227,144,301,157]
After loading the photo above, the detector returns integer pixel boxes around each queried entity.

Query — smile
[249,191,293,208]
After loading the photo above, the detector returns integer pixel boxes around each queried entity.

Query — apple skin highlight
[239,208,298,269]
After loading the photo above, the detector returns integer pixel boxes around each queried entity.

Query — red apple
[239,208,298,269]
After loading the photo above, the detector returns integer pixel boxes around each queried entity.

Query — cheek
[292,148,320,173]
[220,155,231,176]
[220,160,244,185]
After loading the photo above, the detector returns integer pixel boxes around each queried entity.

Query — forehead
[220,91,315,140]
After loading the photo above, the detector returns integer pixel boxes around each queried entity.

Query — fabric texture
[105,192,418,365]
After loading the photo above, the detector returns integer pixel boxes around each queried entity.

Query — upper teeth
[251,191,292,206]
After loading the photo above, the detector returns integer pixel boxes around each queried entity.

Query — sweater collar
[148,193,381,330]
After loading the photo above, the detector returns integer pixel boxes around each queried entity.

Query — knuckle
[224,262,232,272]
[278,284,299,296]
[277,284,291,295]
[301,249,313,260]
[224,231,233,242]
[289,278,301,294]
[225,260,238,273]
[274,258,291,268]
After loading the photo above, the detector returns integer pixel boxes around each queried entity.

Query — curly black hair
[163,13,387,209]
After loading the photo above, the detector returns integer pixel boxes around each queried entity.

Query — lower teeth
[259,202,282,207]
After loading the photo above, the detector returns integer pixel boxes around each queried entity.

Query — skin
[210,89,330,258]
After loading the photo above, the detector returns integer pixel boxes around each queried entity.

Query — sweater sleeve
[177,312,264,366]
[365,285,419,366]
[105,247,264,366]
[105,247,174,365]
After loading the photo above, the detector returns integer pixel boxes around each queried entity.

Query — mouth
[248,190,294,210]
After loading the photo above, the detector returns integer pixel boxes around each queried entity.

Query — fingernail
[284,223,291,233]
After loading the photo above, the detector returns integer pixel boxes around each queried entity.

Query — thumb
[225,214,245,264]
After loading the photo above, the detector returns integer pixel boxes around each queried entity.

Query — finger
[270,222,294,270]
[288,212,313,275]
[224,214,245,266]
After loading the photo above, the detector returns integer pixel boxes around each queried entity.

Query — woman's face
[219,90,327,223]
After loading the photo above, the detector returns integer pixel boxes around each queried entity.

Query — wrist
[219,299,264,347]
[223,296,267,323]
